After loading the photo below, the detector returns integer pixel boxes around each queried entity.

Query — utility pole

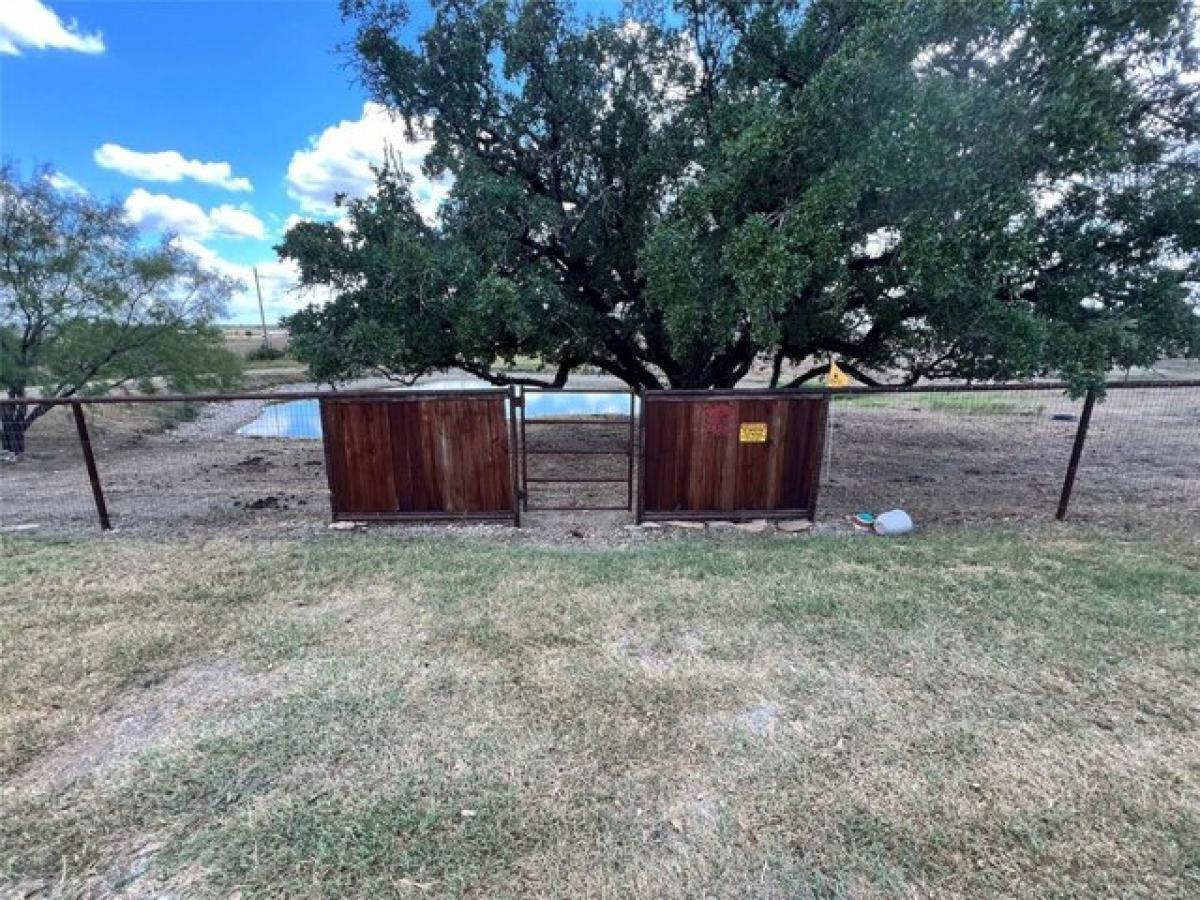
[253,266,270,349]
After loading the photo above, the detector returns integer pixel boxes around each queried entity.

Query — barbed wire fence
[0,381,1196,535]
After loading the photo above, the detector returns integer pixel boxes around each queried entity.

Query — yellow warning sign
[739,422,768,443]
[826,361,851,388]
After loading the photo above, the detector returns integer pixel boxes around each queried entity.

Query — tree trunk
[0,403,27,455]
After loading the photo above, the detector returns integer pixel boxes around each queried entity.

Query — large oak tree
[281,0,1200,390]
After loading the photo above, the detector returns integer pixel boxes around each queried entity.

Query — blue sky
[4,2,1199,325]
[0,0,448,323]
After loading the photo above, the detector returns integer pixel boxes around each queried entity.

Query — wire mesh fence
[1,403,102,530]
[819,383,1200,529]
[1,394,329,534]
[821,388,1081,527]
[1072,386,1200,526]
[0,381,1196,534]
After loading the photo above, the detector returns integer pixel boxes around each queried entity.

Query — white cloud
[1184,0,1200,83]
[281,211,354,239]
[609,20,701,113]
[95,144,252,192]
[44,171,87,194]
[854,227,901,259]
[286,101,450,223]
[209,204,266,240]
[124,189,265,240]
[125,189,210,237]
[173,237,332,323]
[124,194,305,322]
[0,0,104,55]
[282,213,307,235]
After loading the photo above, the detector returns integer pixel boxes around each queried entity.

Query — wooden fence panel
[321,400,397,515]
[321,394,516,521]
[640,393,828,520]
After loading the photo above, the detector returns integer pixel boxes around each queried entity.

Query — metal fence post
[808,395,831,522]
[508,385,521,527]
[71,402,111,531]
[626,390,636,511]
[1056,387,1097,521]
[518,388,528,513]
[635,388,647,523]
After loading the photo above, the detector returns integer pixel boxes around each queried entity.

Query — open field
[218,326,307,377]
[218,325,291,358]
[1,528,1198,898]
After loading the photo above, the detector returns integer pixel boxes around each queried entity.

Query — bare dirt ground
[1,375,1196,540]
[822,386,1200,532]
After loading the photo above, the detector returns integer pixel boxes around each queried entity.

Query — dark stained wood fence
[639,392,829,521]
[320,392,518,522]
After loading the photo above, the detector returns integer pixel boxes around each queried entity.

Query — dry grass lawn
[1,528,1198,898]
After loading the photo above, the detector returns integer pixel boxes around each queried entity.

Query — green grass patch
[1,529,1198,898]
[839,391,1048,416]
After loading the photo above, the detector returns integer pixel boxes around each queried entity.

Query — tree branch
[782,360,881,389]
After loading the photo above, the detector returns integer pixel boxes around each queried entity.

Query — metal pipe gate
[516,388,636,512]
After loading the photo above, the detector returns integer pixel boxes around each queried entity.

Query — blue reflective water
[236,383,636,440]
[238,398,324,439]
[525,390,636,419]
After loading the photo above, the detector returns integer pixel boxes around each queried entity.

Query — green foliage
[245,344,288,362]
[281,0,1200,391]
[0,165,242,451]
[149,401,203,432]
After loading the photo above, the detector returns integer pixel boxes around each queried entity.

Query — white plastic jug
[873,509,913,536]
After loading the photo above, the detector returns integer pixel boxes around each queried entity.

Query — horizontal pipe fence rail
[2,379,1199,408]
